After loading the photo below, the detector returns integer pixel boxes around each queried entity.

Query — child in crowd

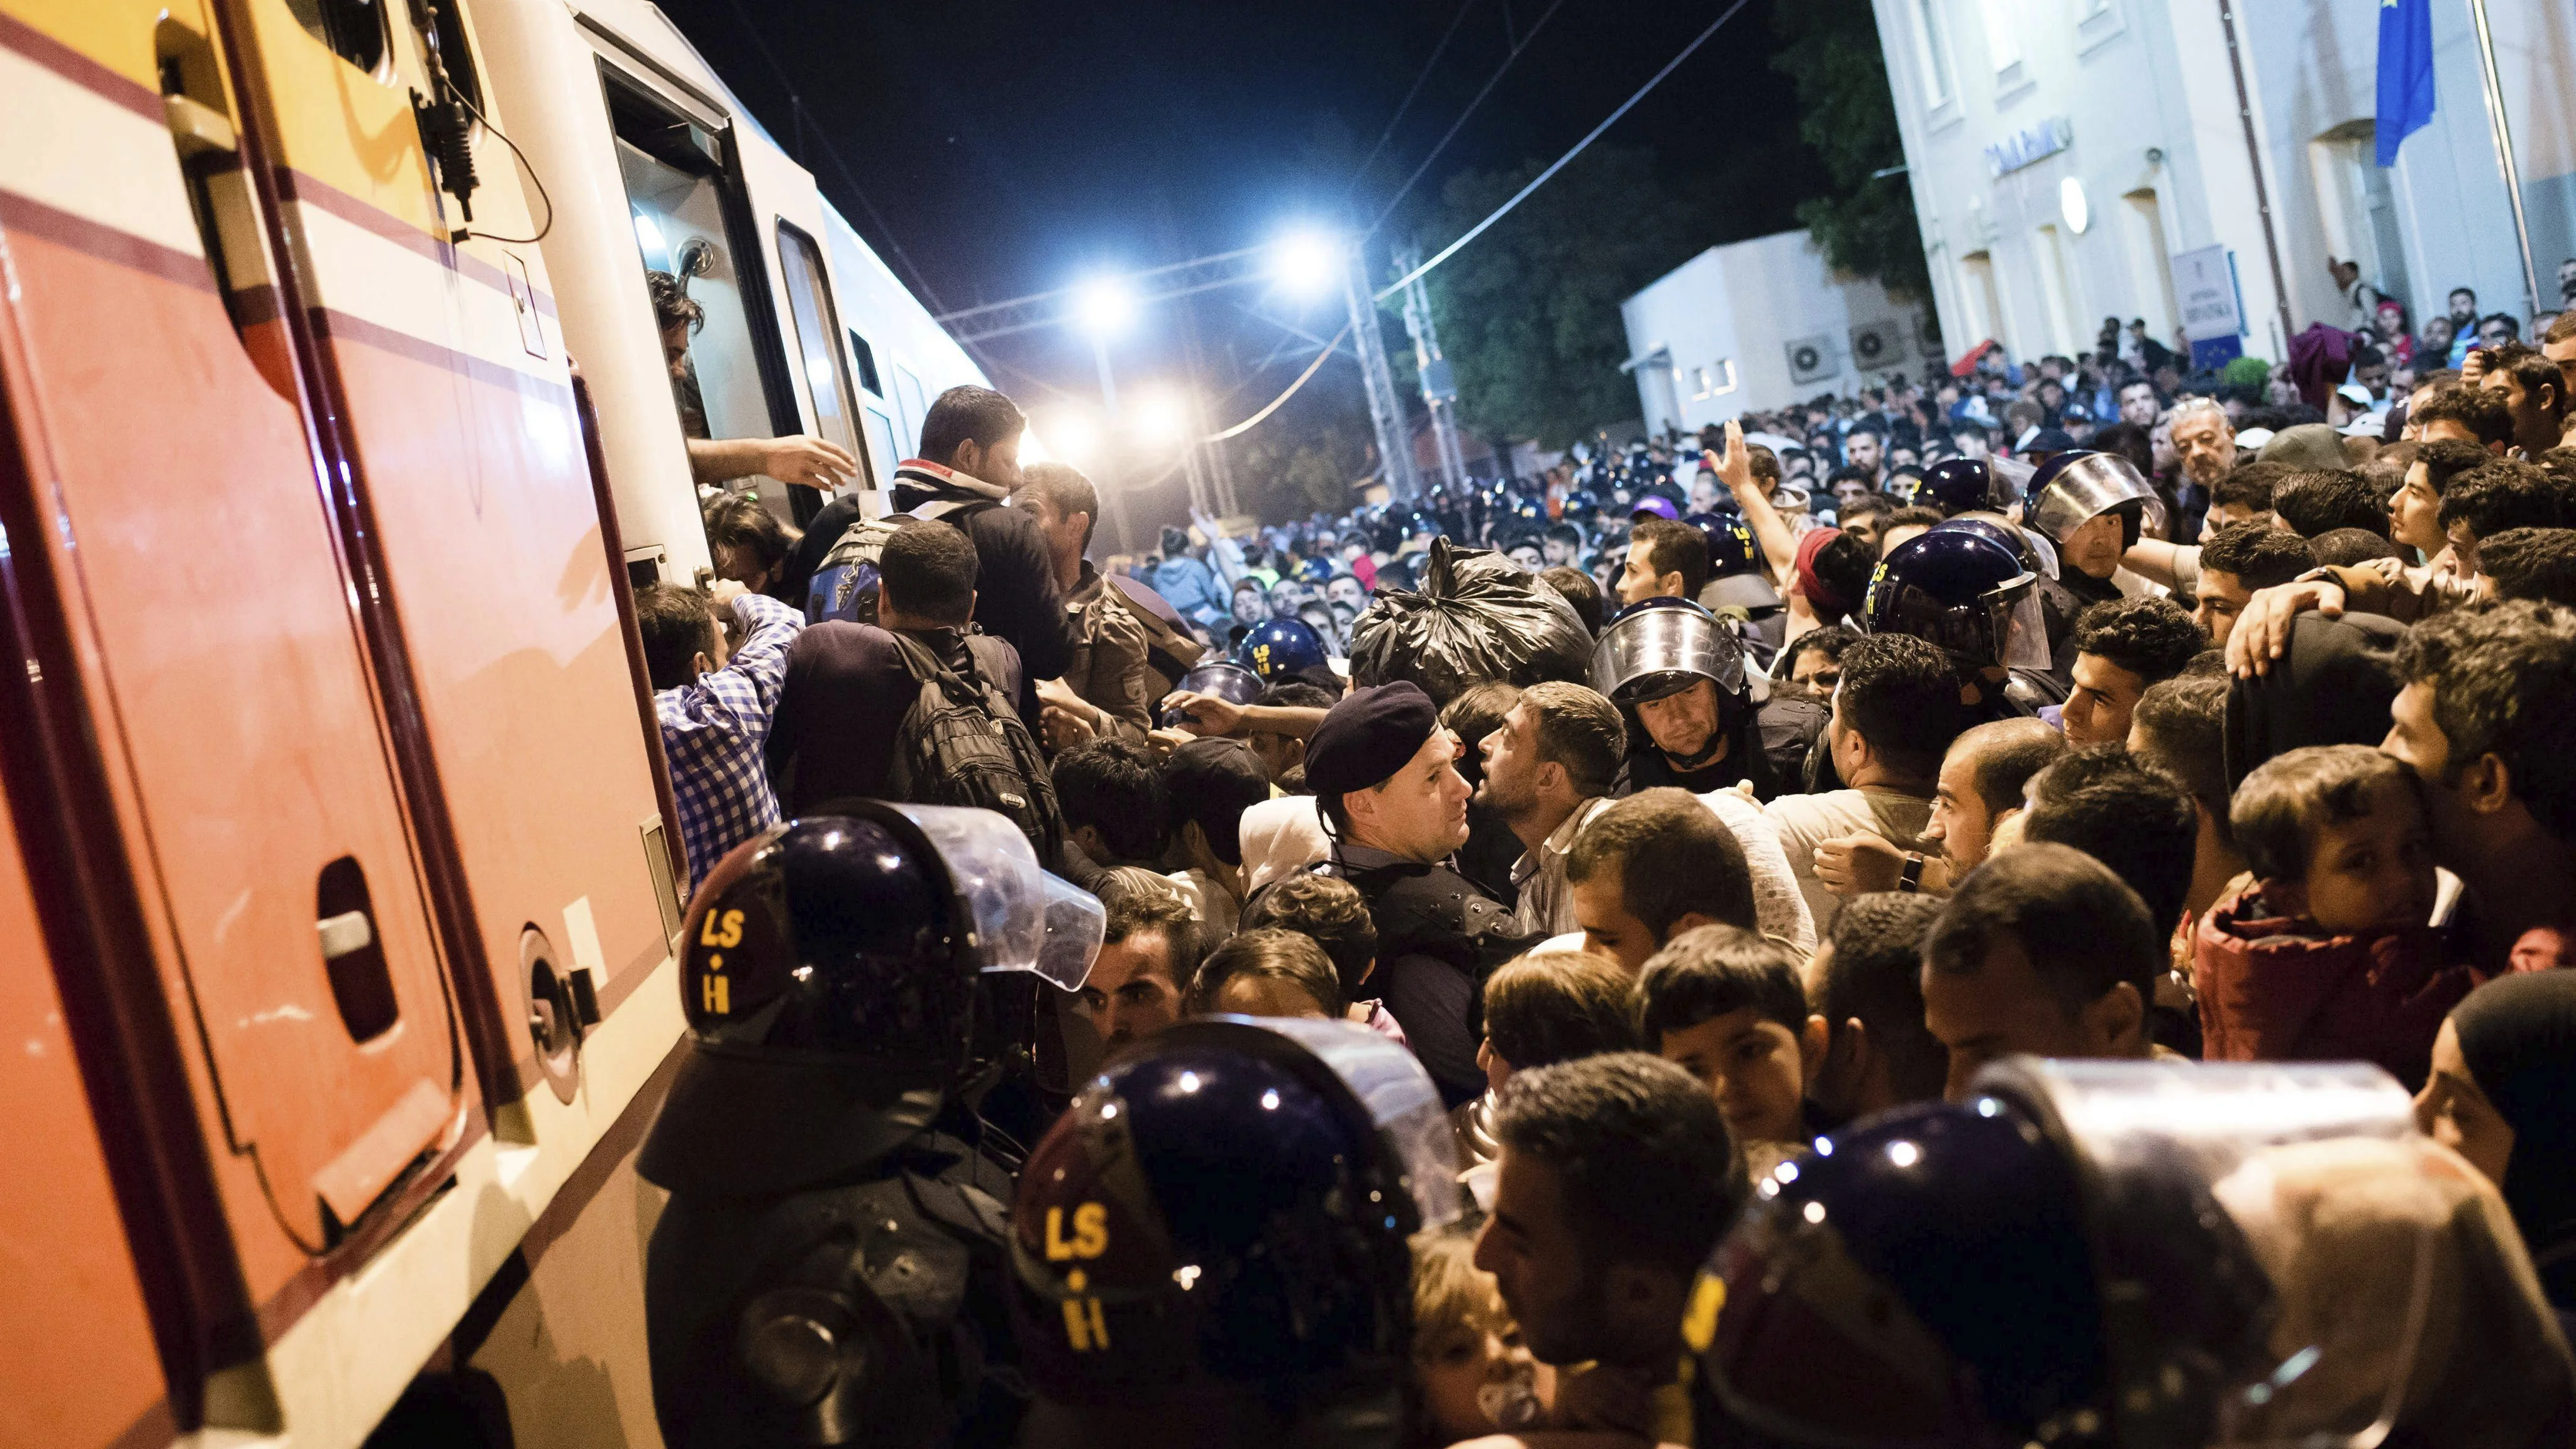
[2194,744,2477,1088]
[636,579,802,890]
[1634,926,1827,1157]
[1184,928,1343,1019]
[1407,1221,1546,1446]
[1453,950,1638,1192]
[1240,874,1407,1045]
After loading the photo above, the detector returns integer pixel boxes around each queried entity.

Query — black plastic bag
[1350,538,1592,705]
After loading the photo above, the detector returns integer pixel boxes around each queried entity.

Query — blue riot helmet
[1918,457,1999,516]
[1935,513,2060,581]
[1299,556,1335,584]
[1159,658,1264,728]
[1865,528,2051,674]
[1691,1058,2452,1449]
[1688,511,1780,616]
[1011,1018,1459,1435]
[1237,617,1329,683]
[639,807,1103,1197]
[1563,488,1601,519]
[2028,450,2167,552]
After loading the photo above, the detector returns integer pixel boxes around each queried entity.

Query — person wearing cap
[1302,681,1542,1107]
[1158,736,1272,939]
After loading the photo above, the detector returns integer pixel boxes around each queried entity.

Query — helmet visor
[1249,1017,1464,1235]
[1978,1059,2453,1449]
[888,803,1099,991]
[1986,453,2036,508]
[1989,580,2052,672]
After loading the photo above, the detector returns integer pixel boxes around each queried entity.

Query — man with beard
[1477,682,1628,938]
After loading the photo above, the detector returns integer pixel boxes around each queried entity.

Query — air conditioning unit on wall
[1785,334,1838,385]
[1849,319,1909,374]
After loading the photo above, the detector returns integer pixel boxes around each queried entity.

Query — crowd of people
[628,295,2576,1447]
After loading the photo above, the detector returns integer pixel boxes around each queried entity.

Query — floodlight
[1271,228,1344,299]
[1073,274,1140,339]
[1042,414,1097,463]
[1133,387,1189,446]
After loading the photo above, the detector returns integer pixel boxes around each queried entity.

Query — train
[0,0,986,1443]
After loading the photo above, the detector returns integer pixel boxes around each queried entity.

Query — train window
[283,0,389,77]
[773,220,866,487]
[892,364,928,455]
[405,0,483,113]
[612,107,771,482]
[847,328,883,396]
[861,406,901,485]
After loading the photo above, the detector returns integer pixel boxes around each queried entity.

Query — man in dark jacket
[766,522,1022,814]
[784,386,1072,720]
[1305,682,1541,1107]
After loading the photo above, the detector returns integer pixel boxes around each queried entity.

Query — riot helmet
[1238,617,1330,683]
[1592,597,1748,702]
[1159,658,1265,728]
[1692,1058,2453,1449]
[1689,512,1779,614]
[1865,528,2050,674]
[1010,1017,1459,1441]
[1299,556,1335,584]
[1918,454,2036,516]
[2027,450,2167,552]
[1936,512,2060,581]
[639,808,1103,1197]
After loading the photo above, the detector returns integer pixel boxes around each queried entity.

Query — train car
[0,0,984,1445]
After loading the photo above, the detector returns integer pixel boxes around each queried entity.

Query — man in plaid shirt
[638,579,805,891]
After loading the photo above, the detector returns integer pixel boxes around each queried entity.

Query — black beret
[1304,682,1440,799]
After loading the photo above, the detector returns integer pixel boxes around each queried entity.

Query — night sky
[657,0,1818,401]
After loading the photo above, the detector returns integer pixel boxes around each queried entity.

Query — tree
[1415,145,1717,447]
[1772,0,1928,302]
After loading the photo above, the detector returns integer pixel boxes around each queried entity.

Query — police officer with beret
[638,804,1102,1449]
[1297,680,1541,1107]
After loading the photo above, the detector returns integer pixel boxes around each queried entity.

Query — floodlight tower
[1343,241,1420,501]
[1396,243,1470,492]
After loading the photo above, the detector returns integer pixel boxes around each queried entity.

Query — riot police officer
[639,805,1104,1449]
[1594,597,1823,800]
[1865,523,2065,723]
[2023,450,2168,678]
[1687,1057,2570,1448]
[1009,1016,1459,1448]
[1236,616,1331,687]
[1689,511,1787,660]
[1299,682,1540,1107]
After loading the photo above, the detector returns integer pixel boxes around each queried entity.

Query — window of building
[1691,366,1712,400]
[1711,358,1740,396]
[2033,223,2082,355]
[2117,188,2179,342]
[1979,0,2023,75]
[1910,0,1955,109]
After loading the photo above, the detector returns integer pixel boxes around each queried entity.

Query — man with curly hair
[2061,597,2206,746]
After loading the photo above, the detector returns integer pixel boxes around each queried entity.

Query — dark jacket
[1622,691,1825,802]
[765,622,1023,816]
[1324,843,1541,1108]
[2192,881,2478,1091]
[786,462,1074,719]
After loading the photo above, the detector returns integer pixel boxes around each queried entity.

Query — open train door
[0,0,477,1410]
[204,0,680,1113]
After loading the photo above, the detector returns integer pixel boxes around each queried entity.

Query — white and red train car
[0,1,980,1443]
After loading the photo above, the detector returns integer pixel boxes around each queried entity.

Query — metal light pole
[2467,0,2541,321]
[1343,240,1420,500]
[1396,243,1470,491]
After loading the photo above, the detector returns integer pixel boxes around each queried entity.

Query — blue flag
[2376,0,2436,165]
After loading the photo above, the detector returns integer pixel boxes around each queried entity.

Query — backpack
[804,499,996,625]
[884,631,1066,867]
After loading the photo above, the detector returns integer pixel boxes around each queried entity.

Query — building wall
[1619,230,1929,435]
[1872,0,2576,372]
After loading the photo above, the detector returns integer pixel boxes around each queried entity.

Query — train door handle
[317,909,375,961]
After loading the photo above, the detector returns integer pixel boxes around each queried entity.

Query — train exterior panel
[0,0,985,1443]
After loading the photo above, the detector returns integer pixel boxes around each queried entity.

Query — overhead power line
[1377,0,1752,303]
[1363,0,1567,240]
[1339,0,1482,209]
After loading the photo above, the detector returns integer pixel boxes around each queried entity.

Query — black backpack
[884,632,1066,867]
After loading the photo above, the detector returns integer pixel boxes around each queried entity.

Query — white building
[1619,230,1935,435]
[1871,0,2576,370]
